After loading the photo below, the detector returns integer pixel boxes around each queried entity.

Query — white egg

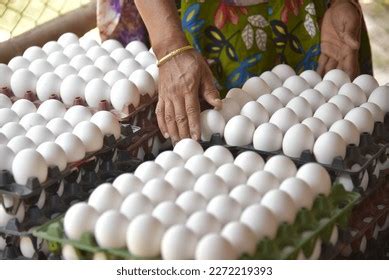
[0,146,15,171]
[203,145,233,167]
[234,151,264,176]
[129,69,156,97]
[63,44,85,59]
[90,110,121,139]
[314,80,338,101]
[28,59,54,77]
[226,88,253,107]
[264,155,297,181]
[282,123,315,158]
[60,75,86,105]
[94,55,119,73]
[344,107,374,133]
[207,195,242,224]
[11,99,36,118]
[161,225,198,260]
[200,109,226,141]
[269,107,298,133]
[314,103,342,127]
[283,75,310,95]
[7,135,35,153]
[360,102,384,123]
[224,115,255,146]
[103,70,127,86]
[299,89,325,111]
[61,245,79,260]
[46,118,73,137]
[186,211,221,237]
[286,96,313,121]
[279,178,315,209]
[222,221,257,256]
[256,94,283,115]
[176,191,207,215]
[253,122,283,152]
[0,94,12,108]
[26,125,55,145]
[155,151,184,171]
[86,45,109,61]
[300,70,322,87]
[142,178,176,204]
[194,174,228,200]
[328,95,354,117]
[63,202,99,240]
[338,83,366,106]
[79,37,99,51]
[353,74,379,97]
[11,148,48,184]
[240,101,269,127]
[7,56,30,71]
[126,214,165,258]
[54,64,77,79]
[35,100,65,122]
[118,58,142,77]
[0,132,8,145]
[47,51,70,67]
[73,121,104,152]
[19,236,37,258]
[216,98,240,122]
[63,105,92,126]
[19,112,46,130]
[261,189,297,224]
[173,138,203,161]
[42,41,63,54]
[153,201,186,226]
[135,51,157,68]
[368,86,389,113]
[78,65,104,83]
[302,117,327,140]
[247,170,280,195]
[134,161,165,182]
[110,79,141,112]
[55,132,86,162]
[323,69,350,87]
[0,108,18,127]
[259,71,282,90]
[36,73,62,101]
[58,32,79,47]
[0,64,13,89]
[271,64,295,82]
[101,39,122,53]
[0,203,25,227]
[84,78,111,107]
[185,154,216,178]
[110,48,133,63]
[195,233,238,260]
[94,210,128,249]
[296,163,331,196]
[88,183,123,212]
[215,163,247,190]
[313,132,346,165]
[120,192,153,220]
[112,173,143,197]
[229,184,261,208]
[23,46,47,61]
[36,142,67,171]
[242,77,271,100]
[69,54,93,71]
[145,64,159,84]
[165,166,195,193]
[126,41,148,56]
[240,204,278,239]
[271,86,294,105]
[329,119,360,146]
[10,69,37,98]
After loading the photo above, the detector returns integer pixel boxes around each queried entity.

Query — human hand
[156,49,221,143]
[317,0,362,79]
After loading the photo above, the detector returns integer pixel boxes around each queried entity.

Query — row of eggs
[63,138,332,260]
[0,33,159,112]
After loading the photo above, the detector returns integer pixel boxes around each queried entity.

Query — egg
[94,55,119,73]
[240,204,278,239]
[299,70,322,87]
[329,119,360,146]
[229,184,261,208]
[186,211,221,236]
[173,138,203,160]
[0,94,12,108]
[253,122,283,152]
[0,64,13,88]
[279,178,315,209]
[95,210,128,249]
[145,63,159,84]
[194,174,228,200]
[36,100,65,121]
[90,110,121,140]
[283,75,310,95]
[42,41,63,54]
[165,166,195,193]
[58,32,79,47]
[7,136,35,153]
[224,115,255,146]
[78,65,104,83]
[11,148,48,184]
[299,89,325,111]
[261,189,297,224]
[282,124,314,158]
[63,105,92,126]
[216,98,240,122]
[200,109,225,141]
[226,88,253,107]
[26,125,55,145]
[79,37,99,51]
[0,132,8,145]
[176,191,207,215]
[142,178,176,204]
[313,132,346,165]
[63,44,85,59]
[69,54,93,71]
[0,146,14,171]
[152,201,186,226]
[234,151,264,176]
[110,48,133,63]
[247,170,280,195]
[222,221,257,256]
[110,79,141,111]
[55,132,86,162]
[338,83,366,106]
[314,103,342,127]
[0,108,18,127]
[344,107,374,133]
[296,163,331,196]
[2,122,26,139]
[0,203,25,227]
[47,51,70,67]
[368,86,389,113]
[19,113,46,130]
[23,46,47,61]
[112,173,143,197]
[271,86,294,105]
[118,58,142,77]
[54,64,77,79]
[7,56,30,71]
[86,46,109,61]
[161,225,198,260]
[84,78,111,107]
[10,69,37,98]
[101,39,122,53]
[185,155,216,178]
[271,64,295,82]
[240,101,269,127]
[135,51,157,68]
[360,102,384,123]
[46,118,73,137]
[207,195,242,224]
[120,193,153,220]
[259,71,282,90]
[269,107,298,133]
[155,151,184,171]
[203,145,233,167]
[242,77,271,100]
[35,73,62,101]
[256,94,283,115]
[264,155,297,181]
[88,182,123,212]
[28,59,54,77]
[323,68,350,87]
[11,101,36,120]
[215,163,247,190]
[353,74,379,97]
[134,161,165,183]
[129,69,156,97]
[301,117,327,140]
[63,202,99,240]
[126,40,148,56]
[36,142,67,171]
[61,245,79,260]
[73,121,104,152]
[286,96,313,121]
[60,75,86,105]
[19,236,38,258]
[195,233,237,260]
[103,70,127,86]
[314,80,338,101]
[328,95,354,117]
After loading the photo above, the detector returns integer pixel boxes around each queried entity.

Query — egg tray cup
[0,232,48,260]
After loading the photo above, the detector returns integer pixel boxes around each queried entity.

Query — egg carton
[0,232,48,260]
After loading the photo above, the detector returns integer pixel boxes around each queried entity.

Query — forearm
[134,0,188,59]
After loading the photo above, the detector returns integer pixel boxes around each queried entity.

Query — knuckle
[186,106,198,116]
[175,114,188,125]
[165,114,174,123]
[155,107,164,117]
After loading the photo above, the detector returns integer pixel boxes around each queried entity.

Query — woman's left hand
[317,0,362,79]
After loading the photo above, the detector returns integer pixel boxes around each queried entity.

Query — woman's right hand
[156,49,221,143]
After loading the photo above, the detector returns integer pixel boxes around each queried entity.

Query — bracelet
[156,45,194,67]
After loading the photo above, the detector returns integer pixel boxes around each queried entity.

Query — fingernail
[163,133,169,139]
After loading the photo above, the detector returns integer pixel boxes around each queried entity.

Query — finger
[155,99,169,138]
[317,53,329,76]
[340,52,359,80]
[173,97,191,139]
[324,58,338,74]
[165,99,179,143]
[185,93,201,141]
[342,32,360,50]
[201,68,222,109]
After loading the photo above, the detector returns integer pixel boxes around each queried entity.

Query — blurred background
[0,0,387,83]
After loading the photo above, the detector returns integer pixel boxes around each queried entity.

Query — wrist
[151,30,190,60]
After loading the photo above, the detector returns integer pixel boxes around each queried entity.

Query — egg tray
[0,233,48,260]
[30,184,359,260]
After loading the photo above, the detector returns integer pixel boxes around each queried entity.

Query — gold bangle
[157,45,194,67]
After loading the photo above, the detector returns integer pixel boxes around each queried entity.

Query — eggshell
[155,151,184,171]
[37,100,65,121]
[94,210,128,249]
[226,88,253,107]
[36,73,62,101]
[145,64,159,84]
[296,163,331,196]
[126,41,148,56]
[110,79,141,111]
[23,46,47,61]
[110,48,133,63]
[279,178,315,209]
[186,211,221,236]
[301,117,327,140]
[224,115,255,146]
[1,122,26,139]
[323,69,350,87]
[207,195,242,224]
[54,64,77,79]
[0,146,15,171]
[142,178,176,204]
[11,99,36,118]
[103,70,126,86]
[42,41,63,54]
[246,170,280,195]
[283,75,310,95]
[26,125,55,145]
[200,109,225,141]
[101,39,123,53]
[194,174,228,200]
[73,121,104,152]
[78,65,104,82]
[344,107,374,134]
[0,108,20,126]
[86,46,109,61]
[314,80,338,101]
[329,119,360,146]
[47,51,70,67]
[153,201,186,226]
[242,77,271,100]
[240,101,269,127]
[88,183,123,212]
[120,193,153,220]
[60,75,86,105]
[256,94,283,115]
[299,89,325,111]
[368,86,389,112]
[112,173,143,197]
[176,191,207,215]
[36,142,67,171]
[79,38,99,51]
[360,102,384,123]
[264,155,297,181]
[234,151,264,176]
[11,148,48,184]
[328,95,354,116]
[203,145,233,167]
[10,69,37,98]
[63,202,99,240]
[161,225,198,260]
[229,184,261,208]
[259,71,282,90]
[269,107,298,133]
[353,74,379,97]
[286,96,313,121]
[261,189,297,224]
[164,166,195,194]
[282,124,314,158]
[7,136,35,153]
[134,161,165,182]
[0,94,12,108]
[7,56,30,71]
[129,69,156,97]
[69,54,93,70]
[84,78,111,107]
[118,58,142,77]
[240,204,278,239]
[46,118,73,137]
[253,123,283,152]
[90,110,121,139]
[63,105,92,127]
[19,113,46,130]
[0,64,13,88]
[58,33,79,47]
[196,233,238,260]
[215,163,247,190]
[55,132,86,162]
[314,103,342,127]
[0,203,25,227]
[135,51,157,68]
[271,64,295,82]
[28,59,54,77]
[300,70,322,87]
[63,44,85,59]
[313,132,346,165]
[338,83,366,106]
[61,245,79,260]
[271,86,294,105]
[94,55,118,73]
[0,132,8,145]
[216,98,240,122]
[173,138,203,161]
